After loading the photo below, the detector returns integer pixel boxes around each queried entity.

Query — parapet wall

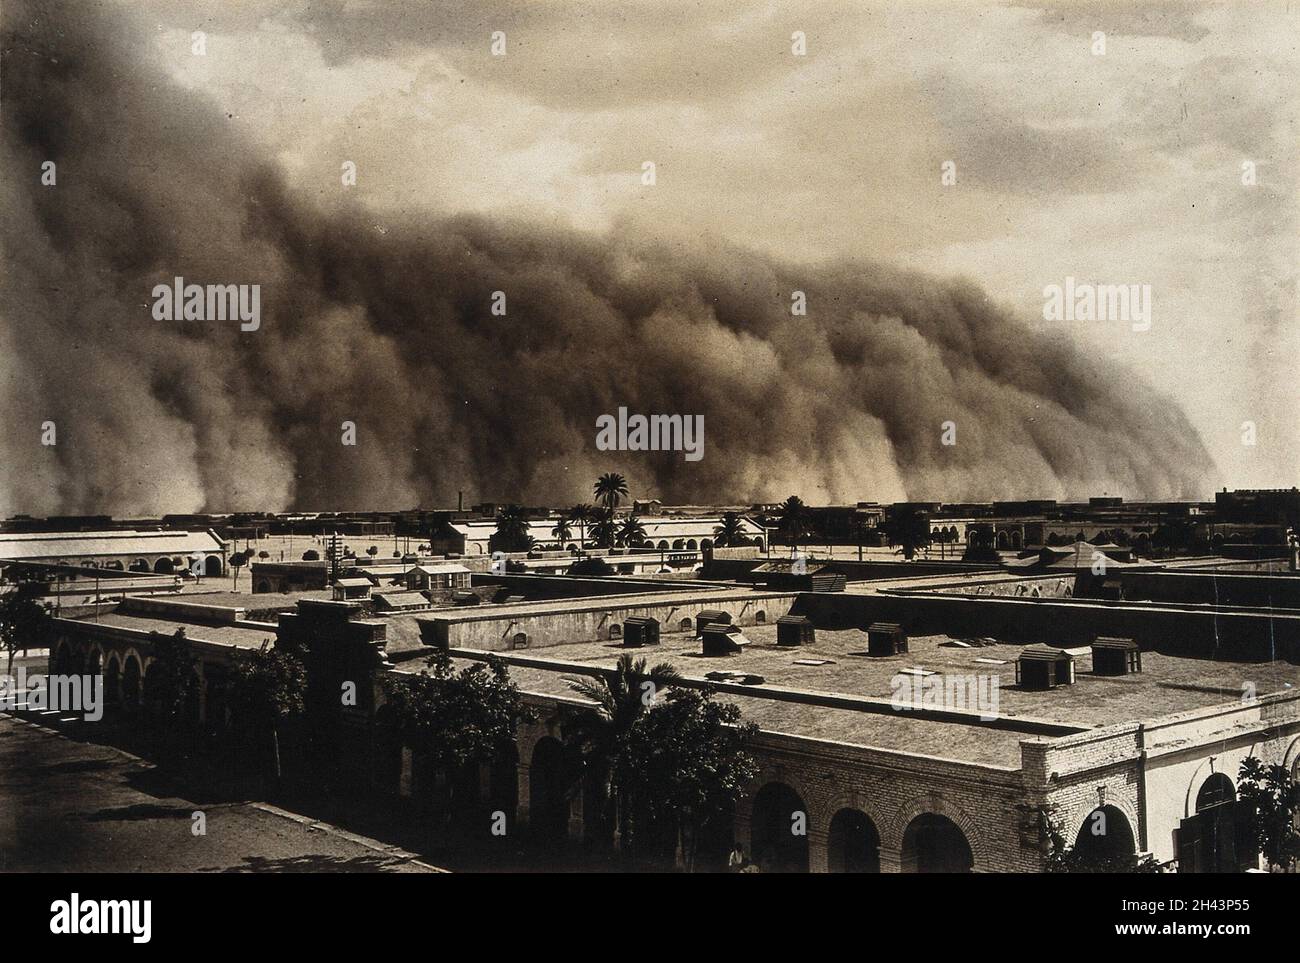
[1119,570,1300,609]
[419,592,798,651]
[792,591,1300,661]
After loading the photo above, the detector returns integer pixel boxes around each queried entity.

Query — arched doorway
[153,558,174,574]
[121,655,142,710]
[1182,772,1249,872]
[529,737,569,843]
[750,782,809,872]
[103,656,122,709]
[828,808,881,873]
[1072,805,1137,864]
[204,669,231,738]
[205,555,222,577]
[142,662,165,726]
[488,743,520,833]
[694,798,736,873]
[901,812,973,873]
[51,641,74,676]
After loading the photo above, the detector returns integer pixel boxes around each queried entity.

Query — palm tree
[616,515,647,548]
[712,512,746,547]
[590,512,618,550]
[566,655,679,859]
[778,495,809,555]
[593,473,629,515]
[567,504,593,549]
[492,505,535,553]
[550,518,573,550]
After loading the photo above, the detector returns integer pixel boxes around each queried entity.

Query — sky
[1,0,1295,513]
[141,0,1297,491]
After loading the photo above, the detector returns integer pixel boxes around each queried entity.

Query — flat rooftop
[411,625,1299,768]
[68,611,275,649]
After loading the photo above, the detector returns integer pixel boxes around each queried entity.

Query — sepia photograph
[1,0,1296,944]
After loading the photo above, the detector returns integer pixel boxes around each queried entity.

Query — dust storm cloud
[0,1,1217,515]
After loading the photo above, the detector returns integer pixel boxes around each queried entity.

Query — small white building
[404,562,472,593]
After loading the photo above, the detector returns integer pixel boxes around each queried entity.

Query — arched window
[1196,773,1235,812]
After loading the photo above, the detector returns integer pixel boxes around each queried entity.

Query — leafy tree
[229,551,247,588]
[1038,808,1161,873]
[712,512,746,548]
[777,495,809,553]
[384,650,530,817]
[590,511,618,549]
[0,581,52,675]
[491,505,535,553]
[883,505,930,561]
[1236,755,1300,870]
[550,518,573,548]
[258,550,270,559]
[616,515,647,548]
[367,545,379,557]
[567,556,614,577]
[628,688,758,871]
[230,641,308,781]
[567,504,594,547]
[302,549,320,561]
[593,472,629,514]
[142,629,196,734]
[565,655,679,859]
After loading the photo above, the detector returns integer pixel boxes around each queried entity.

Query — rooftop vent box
[1015,644,1075,690]
[776,615,815,647]
[695,609,732,637]
[866,621,908,657]
[1091,636,1141,675]
[623,616,660,648]
[451,590,479,606]
[701,623,746,656]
